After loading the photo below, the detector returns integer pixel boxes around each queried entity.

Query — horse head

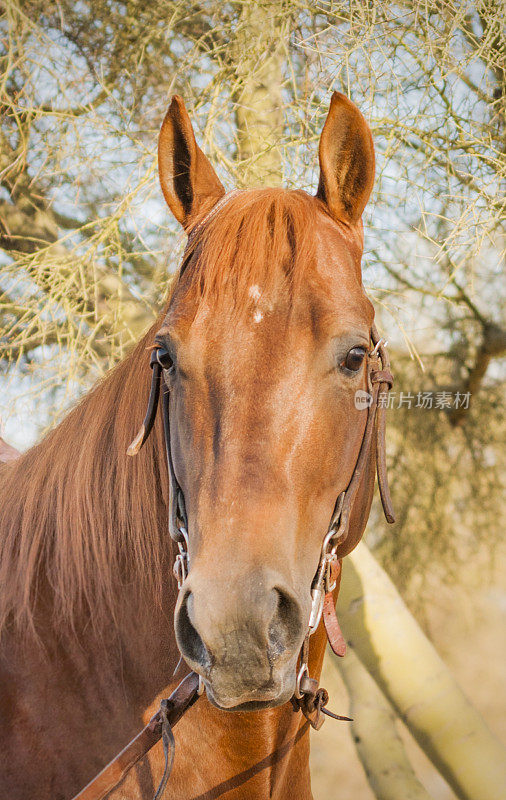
[152,93,379,711]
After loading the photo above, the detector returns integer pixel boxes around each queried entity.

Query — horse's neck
[170,700,312,799]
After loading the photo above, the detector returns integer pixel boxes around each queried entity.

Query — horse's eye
[343,346,366,372]
[156,348,173,370]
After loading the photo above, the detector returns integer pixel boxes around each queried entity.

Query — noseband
[72,196,395,800]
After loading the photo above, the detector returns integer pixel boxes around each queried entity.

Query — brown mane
[0,322,174,639]
[0,188,321,639]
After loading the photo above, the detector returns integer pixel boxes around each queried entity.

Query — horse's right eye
[156,348,173,370]
[342,346,367,372]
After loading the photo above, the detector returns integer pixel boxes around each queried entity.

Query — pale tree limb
[334,644,433,800]
[337,542,506,800]
[230,0,289,186]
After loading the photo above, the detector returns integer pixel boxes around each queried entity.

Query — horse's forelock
[183,188,319,316]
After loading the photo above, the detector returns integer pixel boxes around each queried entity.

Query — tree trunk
[338,542,506,800]
[231,1,288,186]
[335,645,433,800]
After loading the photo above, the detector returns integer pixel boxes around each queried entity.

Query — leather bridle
[71,194,395,800]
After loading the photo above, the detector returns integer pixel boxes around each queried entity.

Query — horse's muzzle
[174,568,306,709]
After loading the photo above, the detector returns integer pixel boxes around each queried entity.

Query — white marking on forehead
[253,309,263,324]
[249,284,262,302]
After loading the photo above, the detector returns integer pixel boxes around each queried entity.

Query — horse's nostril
[176,591,211,672]
[267,587,303,661]
[175,578,304,683]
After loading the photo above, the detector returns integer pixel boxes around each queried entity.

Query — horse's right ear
[316,92,375,226]
[158,96,225,229]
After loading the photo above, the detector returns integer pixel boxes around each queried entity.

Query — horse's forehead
[165,210,372,357]
[190,279,369,336]
[176,289,371,392]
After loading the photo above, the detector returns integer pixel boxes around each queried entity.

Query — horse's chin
[204,680,295,712]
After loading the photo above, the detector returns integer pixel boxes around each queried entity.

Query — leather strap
[322,560,346,657]
[152,699,175,800]
[126,357,162,456]
[371,325,395,524]
[370,369,393,387]
[322,593,347,657]
[71,672,200,800]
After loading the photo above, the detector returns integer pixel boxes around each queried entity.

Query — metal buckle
[295,662,309,699]
[308,551,338,634]
[173,546,188,589]
[324,552,338,592]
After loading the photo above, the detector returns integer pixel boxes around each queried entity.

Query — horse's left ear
[316,92,375,226]
[158,95,225,229]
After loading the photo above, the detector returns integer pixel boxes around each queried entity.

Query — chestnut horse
[0,92,382,798]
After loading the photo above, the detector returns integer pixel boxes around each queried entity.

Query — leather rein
[72,194,395,800]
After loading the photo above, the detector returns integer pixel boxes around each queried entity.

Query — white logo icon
[354,390,373,410]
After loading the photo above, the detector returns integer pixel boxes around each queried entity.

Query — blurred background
[0,1,504,797]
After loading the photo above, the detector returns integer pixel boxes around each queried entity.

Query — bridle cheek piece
[292,328,394,726]
[72,195,395,800]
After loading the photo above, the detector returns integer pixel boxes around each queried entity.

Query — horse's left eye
[343,346,366,372]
